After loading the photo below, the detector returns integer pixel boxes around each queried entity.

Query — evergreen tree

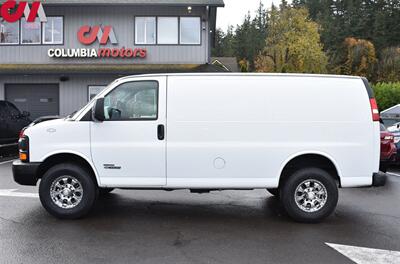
[213,0,399,81]
[212,28,225,57]
[212,26,235,57]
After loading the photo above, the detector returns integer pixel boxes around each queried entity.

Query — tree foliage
[255,7,327,73]
[331,37,377,79]
[292,0,400,82]
[212,1,268,71]
[213,26,235,57]
[212,0,400,83]
[292,0,400,53]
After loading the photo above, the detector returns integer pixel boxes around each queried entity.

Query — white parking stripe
[0,159,16,165]
[326,243,400,264]
[387,172,400,177]
[0,189,38,198]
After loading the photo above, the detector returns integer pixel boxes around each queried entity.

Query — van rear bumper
[372,172,387,187]
[12,160,40,186]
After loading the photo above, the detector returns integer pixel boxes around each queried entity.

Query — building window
[135,17,156,44]
[0,20,19,45]
[180,17,201,44]
[21,18,41,44]
[157,17,178,44]
[43,17,63,44]
[88,85,107,101]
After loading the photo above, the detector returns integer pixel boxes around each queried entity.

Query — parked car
[387,122,400,132]
[13,73,385,223]
[381,117,400,128]
[379,123,397,172]
[0,100,31,145]
[387,123,400,164]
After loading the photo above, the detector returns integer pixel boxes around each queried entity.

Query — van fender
[277,150,343,181]
[40,150,101,185]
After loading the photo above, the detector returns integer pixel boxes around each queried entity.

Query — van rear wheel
[39,163,98,219]
[281,168,338,223]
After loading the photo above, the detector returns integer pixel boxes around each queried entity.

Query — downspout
[206,5,210,64]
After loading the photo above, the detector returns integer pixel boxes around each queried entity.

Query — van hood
[30,116,61,126]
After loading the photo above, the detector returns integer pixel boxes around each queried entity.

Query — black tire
[39,163,98,219]
[379,164,388,173]
[266,188,280,197]
[99,188,115,196]
[280,168,338,223]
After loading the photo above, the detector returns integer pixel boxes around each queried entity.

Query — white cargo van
[13,73,385,222]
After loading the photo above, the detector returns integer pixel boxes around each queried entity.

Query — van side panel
[166,75,378,188]
[268,77,378,187]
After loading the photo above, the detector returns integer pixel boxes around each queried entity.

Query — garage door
[5,84,59,120]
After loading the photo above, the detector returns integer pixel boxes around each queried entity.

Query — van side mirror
[92,98,105,122]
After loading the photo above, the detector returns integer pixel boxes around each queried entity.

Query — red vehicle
[380,123,397,172]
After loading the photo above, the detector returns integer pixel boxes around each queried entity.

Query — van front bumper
[12,160,41,186]
[372,172,387,187]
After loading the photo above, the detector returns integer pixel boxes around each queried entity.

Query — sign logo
[48,23,146,59]
[77,25,118,45]
[0,1,47,23]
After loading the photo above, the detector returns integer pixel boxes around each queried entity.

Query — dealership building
[0,0,225,119]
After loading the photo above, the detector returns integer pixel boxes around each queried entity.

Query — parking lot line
[326,243,400,264]
[0,189,38,198]
[0,159,16,165]
[387,172,400,177]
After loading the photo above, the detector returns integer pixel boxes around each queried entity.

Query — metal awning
[35,0,224,6]
[0,64,227,75]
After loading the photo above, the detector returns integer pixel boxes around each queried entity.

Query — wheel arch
[278,151,342,188]
[37,151,100,186]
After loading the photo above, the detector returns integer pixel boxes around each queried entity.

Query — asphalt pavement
[0,160,399,264]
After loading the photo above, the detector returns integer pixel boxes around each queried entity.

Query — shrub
[373,82,400,111]
[377,47,400,83]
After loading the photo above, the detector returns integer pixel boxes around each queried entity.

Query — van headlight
[18,130,29,162]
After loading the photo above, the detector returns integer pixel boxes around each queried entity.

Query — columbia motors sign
[48,25,147,59]
[0,0,146,59]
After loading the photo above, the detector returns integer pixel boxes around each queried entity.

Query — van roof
[117,73,362,82]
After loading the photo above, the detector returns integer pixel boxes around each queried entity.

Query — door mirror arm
[92,98,105,122]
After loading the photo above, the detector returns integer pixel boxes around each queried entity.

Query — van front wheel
[281,168,338,223]
[39,163,98,219]
[99,188,114,196]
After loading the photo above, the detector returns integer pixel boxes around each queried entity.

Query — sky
[216,0,288,31]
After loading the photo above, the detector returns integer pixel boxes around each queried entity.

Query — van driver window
[103,81,158,121]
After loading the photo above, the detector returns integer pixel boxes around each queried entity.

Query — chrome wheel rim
[50,176,83,209]
[294,179,327,213]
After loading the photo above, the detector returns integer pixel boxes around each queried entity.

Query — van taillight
[370,98,380,122]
